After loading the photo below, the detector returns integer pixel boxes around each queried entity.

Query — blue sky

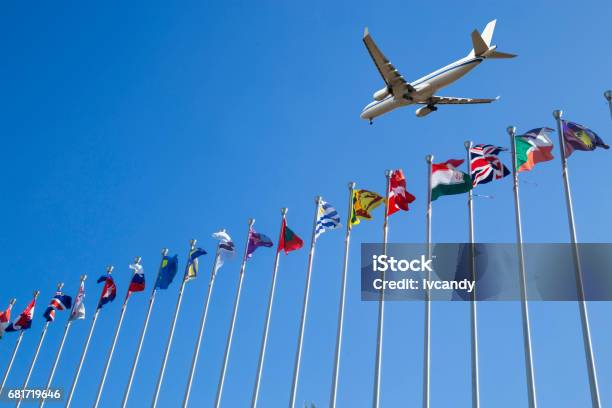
[0,0,611,407]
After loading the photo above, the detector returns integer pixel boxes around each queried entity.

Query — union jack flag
[469,144,510,187]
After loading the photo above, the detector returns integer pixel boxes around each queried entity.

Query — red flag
[278,218,304,254]
[387,169,415,215]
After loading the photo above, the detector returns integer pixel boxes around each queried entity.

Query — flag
[562,120,609,157]
[431,159,472,201]
[97,274,117,309]
[247,229,273,259]
[315,200,341,238]
[278,218,304,254]
[127,263,145,297]
[350,189,384,226]
[212,230,235,273]
[0,302,13,338]
[43,291,72,322]
[185,248,207,281]
[387,169,416,215]
[6,298,36,332]
[515,128,555,172]
[469,144,510,186]
[69,280,86,321]
[155,254,179,290]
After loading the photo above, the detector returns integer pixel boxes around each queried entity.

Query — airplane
[360,20,516,123]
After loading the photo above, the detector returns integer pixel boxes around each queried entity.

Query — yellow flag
[350,189,384,227]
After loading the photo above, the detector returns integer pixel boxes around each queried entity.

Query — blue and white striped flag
[315,200,341,239]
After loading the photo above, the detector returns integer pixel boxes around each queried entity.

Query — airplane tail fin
[468,19,517,59]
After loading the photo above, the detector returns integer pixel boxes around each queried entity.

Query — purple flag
[246,229,273,259]
[563,121,609,157]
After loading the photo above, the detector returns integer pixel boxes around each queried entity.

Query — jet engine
[415,105,438,117]
[373,87,390,101]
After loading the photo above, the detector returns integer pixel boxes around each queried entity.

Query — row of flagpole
[0,106,609,407]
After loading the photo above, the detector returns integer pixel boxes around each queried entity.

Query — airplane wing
[424,95,500,104]
[363,28,415,96]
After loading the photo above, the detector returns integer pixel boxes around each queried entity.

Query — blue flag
[155,255,179,290]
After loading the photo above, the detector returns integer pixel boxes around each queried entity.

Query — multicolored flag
[43,291,73,322]
[515,128,555,172]
[6,297,36,332]
[278,218,304,254]
[212,230,235,273]
[350,189,384,227]
[247,229,273,259]
[315,200,341,238]
[185,248,207,281]
[387,169,416,215]
[431,159,472,201]
[469,144,510,186]
[97,274,117,309]
[127,263,145,298]
[0,302,13,338]
[69,280,86,321]
[562,121,609,157]
[155,254,179,290]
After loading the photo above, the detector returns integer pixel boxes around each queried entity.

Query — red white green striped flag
[515,127,554,172]
[431,159,472,201]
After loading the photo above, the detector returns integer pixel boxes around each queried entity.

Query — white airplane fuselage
[360,56,483,120]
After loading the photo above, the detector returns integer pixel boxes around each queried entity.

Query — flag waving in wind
[315,200,341,238]
[279,218,304,254]
[212,230,235,273]
[155,254,179,290]
[515,128,555,172]
[69,280,86,321]
[43,291,72,322]
[469,144,510,186]
[127,263,145,298]
[431,159,472,201]
[97,274,117,309]
[185,248,207,281]
[350,189,384,227]
[562,121,609,157]
[6,297,36,332]
[0,302,13,338]
[247,229,273,259]
[387,169,416,215]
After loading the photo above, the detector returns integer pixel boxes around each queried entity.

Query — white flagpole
[152,240,196,408]
[465,141,480,408]
[66,265,113,408]
[0,298,19,394]
[122,249,167,408]
[93,257,142,408]
[553,110,601,408]
[604,90,612,120]
[16,289,46,408]
[251,209,286,408]
[329,182,355,408]
[507,126,538,408]
[372,170,392,408]
[288,196,322,408]
[184,234,225,407]
[215,218,255,408]
[423,155,433,408]
[40,276,86,408]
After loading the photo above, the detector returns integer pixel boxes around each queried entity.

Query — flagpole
[329,182,355,408]
[215,218,255,408]
[0,297,21,394]
[553,110,601,408]
[289,196,322,408]
[152,240,196,408]
[122,249,167,408]
[604,90,612,120]
[16,289,45,408]
[372,170,392,408]
[465,140,480,408]
[184,234,225,407]
[66,265,112,408]
[93,257,141,408]
[423,156,433,408]
[251,209,286,408]
[40,276,85,408]
[507,126,538,408]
